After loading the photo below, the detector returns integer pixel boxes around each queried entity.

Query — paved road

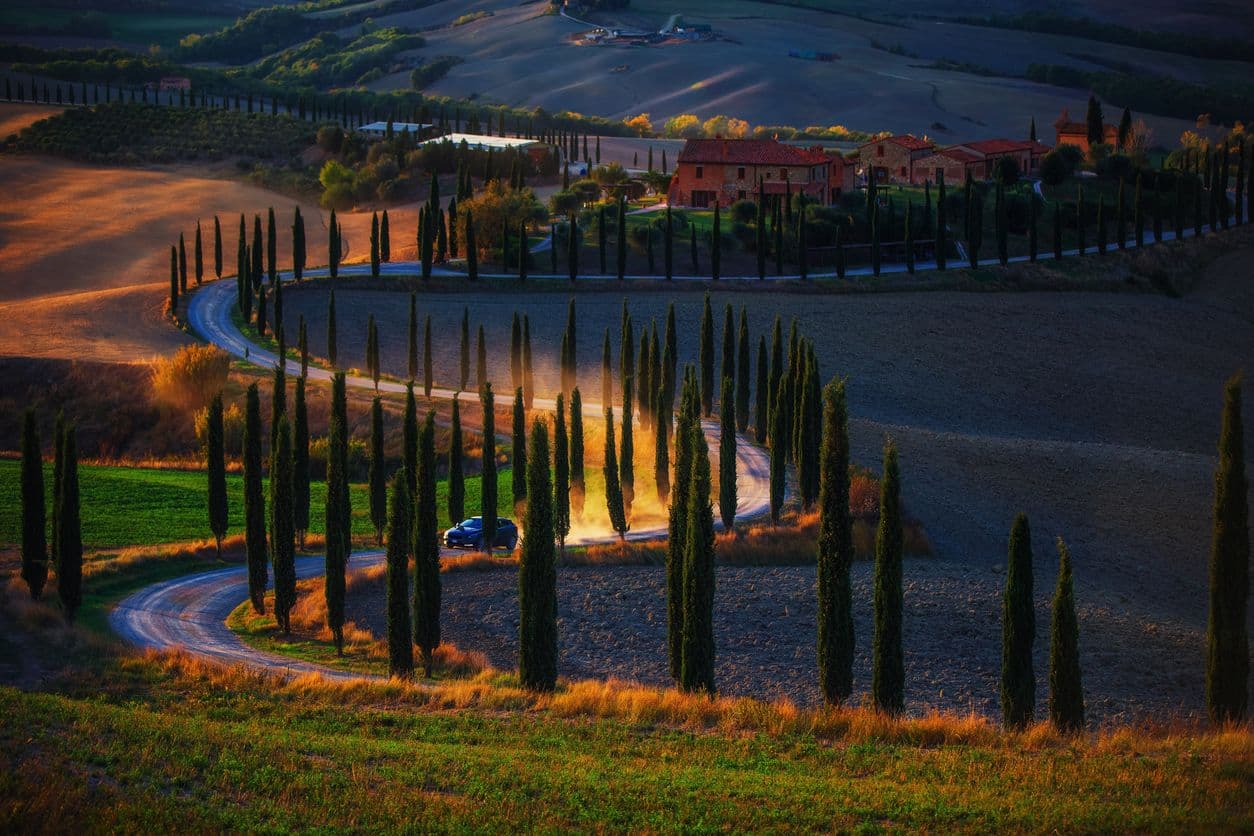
[113,274,773,678]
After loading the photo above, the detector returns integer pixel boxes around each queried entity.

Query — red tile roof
[859,134,934,152]
[677,139,828,166]
[931,147,984,164]
[960,138,1034,155]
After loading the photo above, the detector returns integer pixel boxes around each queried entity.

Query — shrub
[194,401,245,458]
[1038,151,1070,186]
[995,156,1021,184]
[150,345,230,413]
[730,199,757,224]
[317,125,345,153]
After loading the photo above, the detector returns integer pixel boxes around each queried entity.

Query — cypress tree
[414,410,441,677]
[293,377,310,548]
[370,211,381,277]
[179,233,188,293]
[570,387,585,519]
[206,395,228,558]
[1206,373,1249,724]
[554,394,571,553]
[1085,94,1104,148]
[55,426,82,623]
[768,316,783,434]
[271,418,295,634]
[327,291,338,367]
[523,314,534,409]
[817,378,854,705]
[936,171,947,270]
[369,397,387,545]
[1049,537,1085,732]
[872,438,904,714]
[51,413,64,567]
[718,377,737,531]
[513,387,528,512]
[654,374,670,505]
[460,307,470,390]
[214,215,223,279]
[293,207,305,281]
[481,383,498,550]
[700,293,714,416]
[719,303,735,409]
[797,356,822,508]
[194,220,204,286]
[477,325,487,391]
[267,207,277,283]
[647,223,655,274]
[621,372,635,515]
[519,418,558,691]
[253,215,264,282]
[638,329,652,429]
[1002,513,1036,729]
[20,409,47,598]
[567,213,579,282]
[448,396,465,524]
[256,285,267,338]
[424,315,433,398]
[331,373,351,563]
[381,209,391,261]
[604,407,628,540]
[408,293,418,381]
[668,370,698,680]
[680,418,716,694]
[755,336,769,443]
[385,469,414,678]
[243,384,268,613]
[736,308,750,431]
[769,377,787,525]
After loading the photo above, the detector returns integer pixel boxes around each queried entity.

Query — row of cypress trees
[18,411,81,622]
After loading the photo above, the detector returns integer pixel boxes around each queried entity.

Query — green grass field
[0,459,514,550]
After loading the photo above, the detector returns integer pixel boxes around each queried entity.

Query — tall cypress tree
[414,410,441,677]
[1049,537,1085,732]
[1002,513,1036,729]
[718,377,737,532]
[20,410,47,598]
[668,370,698,681]
[51,413,64,570]
[369,397,387,544]
[293,207,305,281]
[797,357,822,508]
[817,379,854,705]
[271,418,295,634]
[480,383,498,550]
[680,418,716,693]
[385,469,414,678]
[621,372,635,515]
[554,394,571,553]
[570,387,585,520]
[169,245,179,315]
[736,308,751,431]
[872,438,904,715]
[769,376,788,525]
[400,382,418,505]
[381,209,391,261]
[755,336,769,443]
[370,211,381,277]
[178,233,188,293]
[243,384,268,613]
[513,387,528,512]
[519,418,557,691]
[194,220,204,286]
[720,303,735,407]
[206,395,228,558]
[55,426,82,622]
[601,328,613,410]
[293,377,309,549]
[1206,373,1249,724]
[267,207,277,283]
[699,293,714,416]
[604,407,628,540]
[213,215,223,280]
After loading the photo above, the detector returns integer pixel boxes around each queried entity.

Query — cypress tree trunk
[370,212,380,277]
[680,419,716,694]
[872,438,904,714]
[1049,537,1085,732]
[718,377,737,532]
[194,221,203,286]
[817,379,854,705]
[324,402,346,650]
[385,470,414,678]
[414,411,442,678]
[214,215,223,279]
[755,336,769,444]
[55,426,82,623]
[554,394,571,553]
[513,387,528,514]
[519,419,558,691]
[569,387,585,520]
[179,233,188,293]
[700,293,714,416]
[481,383,498,551]
[270,419,295,634]
[20,409,47,598]
[668,371,697,682]
[1206,373,1249,724]
[382,209,391,261]
[243,384,268,614]
[293,378,309,548]
[1002,513,1036,729]
[449,397,465,524]
[369,397,387,545]
[207,395,228,558]
[769,377,787,525]
[604,407,628,540]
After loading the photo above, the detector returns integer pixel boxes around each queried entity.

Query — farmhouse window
[695,165,704,178]
[737,166,746,179]
[780,168,787,179]
[691,190,716,208]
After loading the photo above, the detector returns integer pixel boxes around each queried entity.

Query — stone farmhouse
[667,139,836,208]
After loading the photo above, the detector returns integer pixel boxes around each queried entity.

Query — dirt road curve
[113,272,772,679]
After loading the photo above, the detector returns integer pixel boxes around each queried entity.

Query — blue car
[443,517,518,551]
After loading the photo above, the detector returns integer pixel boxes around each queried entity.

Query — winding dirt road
[113,271,773,678]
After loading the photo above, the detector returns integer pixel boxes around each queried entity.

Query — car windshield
[458,518,482,529]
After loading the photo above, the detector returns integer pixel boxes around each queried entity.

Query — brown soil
[0,103,65,141]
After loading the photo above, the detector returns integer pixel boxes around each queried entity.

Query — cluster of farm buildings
[665,109,1109,208]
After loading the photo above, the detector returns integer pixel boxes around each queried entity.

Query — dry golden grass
[149,344,230,414]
